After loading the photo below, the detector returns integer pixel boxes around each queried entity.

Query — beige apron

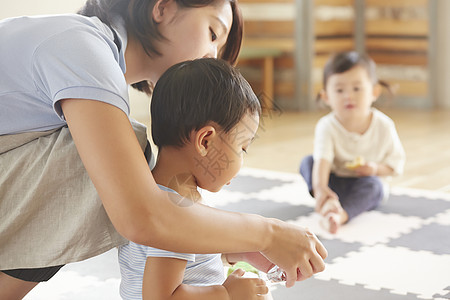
[0,120,153,269]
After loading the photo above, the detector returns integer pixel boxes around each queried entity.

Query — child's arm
[354,162,394,177]
[143,256,268,300]
[312,158,339,212]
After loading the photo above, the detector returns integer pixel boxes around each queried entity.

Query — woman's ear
[152,0,175,23]
[194,126,217,157]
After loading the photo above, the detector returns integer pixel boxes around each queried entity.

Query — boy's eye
[242,148,248,154]
[210,28,217,42]
[336,89,343,93]
[353,86,360,92]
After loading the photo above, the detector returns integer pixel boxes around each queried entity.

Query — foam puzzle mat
[25,168,450,300]
[204,168,450,300]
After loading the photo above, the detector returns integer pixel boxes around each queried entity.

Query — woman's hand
[261,220,327,287]
[223,269,268,300]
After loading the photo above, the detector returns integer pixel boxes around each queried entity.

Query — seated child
[118,58,272,300]
[300,51,406,234]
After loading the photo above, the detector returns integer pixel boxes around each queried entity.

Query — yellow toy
[345,156,365,170]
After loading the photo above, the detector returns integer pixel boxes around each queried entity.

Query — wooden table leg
[263,56,274,111]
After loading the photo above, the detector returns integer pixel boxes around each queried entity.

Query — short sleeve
[313,116,334,163]
[145,247,196,262]
[383,122,406,176]
[32,25,129,120]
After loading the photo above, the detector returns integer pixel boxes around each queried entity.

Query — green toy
[227,261,260,277]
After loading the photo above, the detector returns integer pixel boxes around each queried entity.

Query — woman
[0,0,327,298]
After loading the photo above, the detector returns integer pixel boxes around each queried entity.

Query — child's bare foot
[322,212,341,234]
[319,199,345,234]
[319,199,341,216]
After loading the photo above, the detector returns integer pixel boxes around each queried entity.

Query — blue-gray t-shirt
[0,14,129,135]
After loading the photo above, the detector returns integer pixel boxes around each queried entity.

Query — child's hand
[314,186,339,213]
[354,162,378,176]
[223,269,269,300]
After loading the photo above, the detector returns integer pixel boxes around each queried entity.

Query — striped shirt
[118,186,225,300]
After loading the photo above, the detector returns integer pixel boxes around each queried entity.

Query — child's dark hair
[78,0,243,95]
[151,58,261,148]
[322,51,392,94]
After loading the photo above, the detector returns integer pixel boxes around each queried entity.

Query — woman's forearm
[139,193,271,253]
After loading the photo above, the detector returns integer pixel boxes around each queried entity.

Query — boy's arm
[312,158,338,212]
[142,256,227,300]
[142,256,267,300]
[354,162,394,177]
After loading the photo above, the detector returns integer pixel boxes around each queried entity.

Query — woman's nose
[205,46,218,59]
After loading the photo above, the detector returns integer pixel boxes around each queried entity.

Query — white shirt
[313,108,405,177]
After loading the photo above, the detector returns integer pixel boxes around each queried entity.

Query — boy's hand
[314,186,339,213]
[223,269,268,300]
[354,162,378,176]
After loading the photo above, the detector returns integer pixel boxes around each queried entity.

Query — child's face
[196,112,259,193]
[152,0,233,80]
[323,65,379,120]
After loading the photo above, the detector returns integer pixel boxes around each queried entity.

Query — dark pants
[300,155,383,221]
[1,265,64,282]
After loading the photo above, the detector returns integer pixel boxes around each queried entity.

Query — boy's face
[195,112,259,193]
[323,65,379,121]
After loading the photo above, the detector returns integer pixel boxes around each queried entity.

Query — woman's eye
[210,28,217,42]
[336,89,343,93]
[242,148,248,154]
[354,87,360,92]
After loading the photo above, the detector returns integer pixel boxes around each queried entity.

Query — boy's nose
[343,92,352,100]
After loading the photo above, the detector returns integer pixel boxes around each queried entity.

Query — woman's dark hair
[322,51,392,94]
[151,58,261,148]
[78,0,243,95]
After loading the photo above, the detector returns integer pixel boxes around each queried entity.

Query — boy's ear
[372,83,382,102]
[194,125,217,157]
[152,0,175,23]
[319,89,329,105]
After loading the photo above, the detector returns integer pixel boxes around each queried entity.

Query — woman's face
[151,0,233,81]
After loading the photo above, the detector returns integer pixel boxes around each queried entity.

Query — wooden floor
[134,104,450,193]
[242,108,450,192]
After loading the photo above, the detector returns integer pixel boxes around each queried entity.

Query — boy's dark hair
[151,58,261,148]
[322,51,392,94]
[78,0,243,95]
